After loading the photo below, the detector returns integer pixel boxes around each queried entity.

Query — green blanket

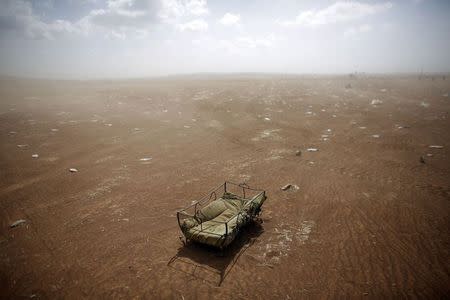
[181,192,265,248]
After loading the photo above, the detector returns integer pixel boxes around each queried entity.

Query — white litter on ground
[380,89,387,92]
[359,126,367,129]
[17,144,28,148]
[371,99,383,105]
[307,148,319,152]
[429,145,443,149]
[372,134,380,138]
[139,157,152,161]
[281,184,299,191]
[31,154,39,158]
[51,128,59,132]
[420,101,430,108]
[10,219,26,228]
[69,168,78,172]
[264,117,271,121]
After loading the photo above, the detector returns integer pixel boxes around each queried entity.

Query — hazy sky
[0,0,449,78]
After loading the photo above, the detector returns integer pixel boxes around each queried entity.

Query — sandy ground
[0,75,449,299]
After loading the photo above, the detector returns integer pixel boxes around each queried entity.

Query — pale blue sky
[0,0,449,78]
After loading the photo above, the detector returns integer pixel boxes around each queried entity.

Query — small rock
[10,219,26,228]
[295,150,302,157]
[420,156,425,164]
[69,168,78,172]
[281,184,299,191]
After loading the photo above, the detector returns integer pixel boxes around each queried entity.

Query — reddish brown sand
[0,75,449,298]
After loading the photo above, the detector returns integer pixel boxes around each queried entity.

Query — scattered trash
[321,134,329,138]
[359,126,367,129]
[396,125,410,129]
[9,131,16,135]
[420,156,426,164]
[51,128,59,132]
[420,101,430,108]
[31,154,39,158]
[69,168,78,172]
[295,150,302,157]
[306,148,318,152]
[426,153,433,157]
[371,99,383,105]
[443,93,448,97]
[105,123,113,127]
[429,145,443,149]
[264,117,271,121]
[10,219,26,228]
[380,89,387,92]
[372,134,380,138]
[183,125,191,129]
[308,161,315,165]
[17,144,28,148]
[139,157,152,161]
[281,184,299,191]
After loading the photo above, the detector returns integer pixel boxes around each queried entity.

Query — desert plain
[0,74,449,298]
